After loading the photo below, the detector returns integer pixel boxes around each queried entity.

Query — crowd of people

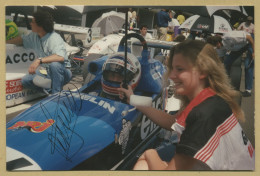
[155,8,255,98]
[6,8,255,171]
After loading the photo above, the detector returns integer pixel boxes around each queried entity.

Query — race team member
[139,25,153,39]
[207,31,255,97]
[6,10,71,94]
[177,12,185,25]
[118,40,254,170]
[130,25,154,58]
[157,9,172,41]
[100,52,141,101]
[237,16,254,35]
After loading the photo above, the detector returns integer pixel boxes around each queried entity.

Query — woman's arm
[118,85,178,130]
[137,106,177,130]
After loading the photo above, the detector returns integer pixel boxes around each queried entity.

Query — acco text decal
[6,79,23,93]
[6,52,35,64]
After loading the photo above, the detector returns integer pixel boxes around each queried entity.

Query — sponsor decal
[82,94,116,114]
[183,19,193,27]
[197,24,209,30]
[118,118,132,154]
[6,89,39,101]
[6,52,35,64]
[140,97,161,139]
[6,92,26,100]
[6,79,23,93]
[218,23,229,32]
[242,130,254,158]
[8,119,55,133]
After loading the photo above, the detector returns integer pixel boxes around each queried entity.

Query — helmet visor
[103,60,137,83]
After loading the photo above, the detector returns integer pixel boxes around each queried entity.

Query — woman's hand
[117,85,134,104]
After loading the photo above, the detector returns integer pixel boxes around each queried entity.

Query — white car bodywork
[6,44,46,107]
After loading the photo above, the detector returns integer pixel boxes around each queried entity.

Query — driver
[100,52,141,101]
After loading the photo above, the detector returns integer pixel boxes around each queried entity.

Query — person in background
[131,9,137,28]
[157,9,172,41]
[173,34,186,42]
[128,8,133,27]
[206,35,225,62]
[131,25,153,58]
[139,25,153,39]
[6,10,71,94]
[233,17,244,30]
[237,16,254,35]
[168,10,180,39]
[187,30,201,40]
[128,8,137,29]
[177,11,185,25]
[118,40,254,170]
[207,31,254,97]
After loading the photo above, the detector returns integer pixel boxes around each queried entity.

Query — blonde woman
[118,40,254,170]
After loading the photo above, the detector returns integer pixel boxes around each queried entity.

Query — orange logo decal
[8,119,55,133]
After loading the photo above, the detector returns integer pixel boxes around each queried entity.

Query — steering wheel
[118,33,148,56]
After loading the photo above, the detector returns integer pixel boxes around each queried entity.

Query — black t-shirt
[175,95,254,170]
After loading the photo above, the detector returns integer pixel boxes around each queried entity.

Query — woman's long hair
[166,40,244,121]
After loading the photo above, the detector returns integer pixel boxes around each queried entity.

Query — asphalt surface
[6,57,255,148]
[239,62,255,147]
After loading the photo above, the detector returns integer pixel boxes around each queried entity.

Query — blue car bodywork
[6,34,173,170]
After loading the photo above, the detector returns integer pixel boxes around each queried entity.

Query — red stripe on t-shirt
[195,114,237,161]
[199,117,237,162]
[201,115,236,157]
[194,114,238,162]
[176,88,216,127]
[248,145,254,158]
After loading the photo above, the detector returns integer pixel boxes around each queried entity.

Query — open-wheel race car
[6,33,179,170]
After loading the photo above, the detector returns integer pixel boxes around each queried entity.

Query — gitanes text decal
[8,119,55,133]
[140,96,161,139]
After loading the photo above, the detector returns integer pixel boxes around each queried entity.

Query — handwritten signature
[40,83,84,161]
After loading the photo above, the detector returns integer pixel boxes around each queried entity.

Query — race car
[81,29,176,85]
[6,33,180,170]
